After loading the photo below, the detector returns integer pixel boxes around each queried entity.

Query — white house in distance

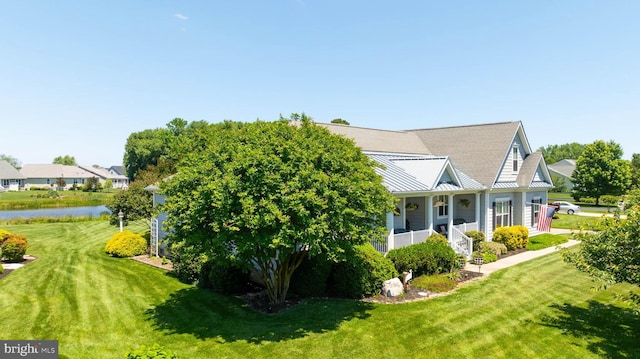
[20,164,96,190]
[147,121,553,259]
[547,159,576,191]
[0,160,26,191]
[79,165,129,189]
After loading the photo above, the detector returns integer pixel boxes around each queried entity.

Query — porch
[371,221,476,258]
[374,193,482,258]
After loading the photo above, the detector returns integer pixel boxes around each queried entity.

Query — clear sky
[2,1,639,167]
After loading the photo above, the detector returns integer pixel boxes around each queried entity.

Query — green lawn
[0,221,638,358]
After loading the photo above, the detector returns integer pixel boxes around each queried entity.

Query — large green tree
[123,127,173,181]
[162,116,394,305]
[537,142,586,164]
[563,209,640,287]
[571,140,631,205]
[630,153,640,188]
[106,167,161,227]
[52,155,77,166]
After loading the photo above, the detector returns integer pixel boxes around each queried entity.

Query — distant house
[20,164,96,190]
[108,166,126,177]
[547,159,576,191]
[0,160,26,191]
[79,165,129,189]
[147,121,554,258]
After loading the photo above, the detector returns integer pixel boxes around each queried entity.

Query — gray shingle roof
[0,160,25,179]
[547,159,576,178]
[407,122,524,187]
[20,164,95,179]
[319,123,431,155]
[517,152,552,188]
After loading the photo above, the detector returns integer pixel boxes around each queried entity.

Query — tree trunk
[257,250,308,306]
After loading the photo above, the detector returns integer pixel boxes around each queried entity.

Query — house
[79,165,130,189]
[20,164,97,190]
[547,159,576,191]
[147,121,553,259]
[108,165,126,177]
[321,121,553,257]
[0,160,26,191]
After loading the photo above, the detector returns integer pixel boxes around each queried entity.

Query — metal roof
[367,152,484,194]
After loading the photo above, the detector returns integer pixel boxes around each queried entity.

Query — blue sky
[2,1,639,167]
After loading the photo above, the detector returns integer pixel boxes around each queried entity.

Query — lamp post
[118,210,124,232]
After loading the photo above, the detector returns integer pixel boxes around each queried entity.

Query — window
[2,179,8,186]
[435,195,448,218]
[512,147,519,172]
[531,197,542,226]
[494,199,511,228]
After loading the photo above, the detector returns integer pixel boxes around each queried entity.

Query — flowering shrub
[492,226,529,251]
[104,231,147,258]
[1,234,28,262]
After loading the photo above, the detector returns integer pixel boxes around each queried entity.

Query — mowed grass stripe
[0,221,638,358]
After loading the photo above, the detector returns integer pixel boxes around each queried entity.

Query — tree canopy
[52,155,77,166]
[563,209,640,287]
[571,140,631,205]
[162,116,394,305]
[537,143,585,164]
[106,167,161,227]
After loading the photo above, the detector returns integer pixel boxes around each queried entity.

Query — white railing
[373,223,476,257]
[453,222,478,233]
[450,226,473,258]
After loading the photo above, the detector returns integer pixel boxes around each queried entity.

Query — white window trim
[495,197,511,228]
[436,195,449,219]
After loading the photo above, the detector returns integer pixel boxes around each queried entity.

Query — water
[0,205,111,220]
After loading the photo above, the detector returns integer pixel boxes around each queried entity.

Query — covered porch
[372,193,482,258]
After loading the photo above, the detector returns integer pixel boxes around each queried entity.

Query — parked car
[551,201,580,215]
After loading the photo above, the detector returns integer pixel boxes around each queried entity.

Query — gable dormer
[496,126,530,183]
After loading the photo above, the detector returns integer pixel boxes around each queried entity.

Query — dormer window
[512,147,519,172]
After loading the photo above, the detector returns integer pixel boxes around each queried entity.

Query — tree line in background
[538,141,640,206]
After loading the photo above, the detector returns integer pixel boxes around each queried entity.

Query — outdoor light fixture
[118,210,124,232]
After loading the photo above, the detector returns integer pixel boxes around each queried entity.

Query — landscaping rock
[382,278,404,297]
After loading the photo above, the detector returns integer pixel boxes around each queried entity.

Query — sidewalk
[465,229,580,274]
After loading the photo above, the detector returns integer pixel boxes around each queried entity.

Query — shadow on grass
[145,287,373,343]
[538,300,640,358]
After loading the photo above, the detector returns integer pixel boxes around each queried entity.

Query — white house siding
[496,137,526,183]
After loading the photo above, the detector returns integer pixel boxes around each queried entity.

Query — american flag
[537,204,555,232]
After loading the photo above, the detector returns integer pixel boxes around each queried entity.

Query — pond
[0,205,111,220]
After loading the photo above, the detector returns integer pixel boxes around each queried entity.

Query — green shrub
[125,344,177,359]
[328,243,398,299]
[492,226,529,251]
[199,257,251,295]
[412,273,457,293]
[289,252,334,297]
[465,230,486,251]
[169,241,207,284]
[426,233,448,245]
[480,241,507,256]
[104,231,147,258]
[471,250,498,264]
[1,234,28,262]
[386,240,456,277]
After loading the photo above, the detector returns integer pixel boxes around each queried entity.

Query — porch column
[475,192,481,228]
[386,211,394,233]
[484,190,491,241]
[427,196,433,230]
[447,194,454,241]
[520,192,527,227]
